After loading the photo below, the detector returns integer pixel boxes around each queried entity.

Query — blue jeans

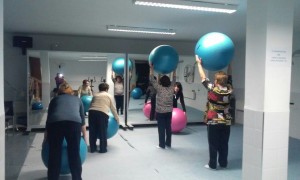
[156,112,172,148]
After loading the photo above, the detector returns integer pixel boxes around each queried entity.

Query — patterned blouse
[150,75,175,113]
[202,76,233,125]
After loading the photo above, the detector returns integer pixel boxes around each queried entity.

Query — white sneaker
[165,146,171,149]
[156,146,164,149]
[204,164,216,170]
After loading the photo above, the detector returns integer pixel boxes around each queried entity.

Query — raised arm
[171,70,176,85]
[227,63,232,76]
[149,63,158,89]
[111,70,116,83]
[195,55,206,81]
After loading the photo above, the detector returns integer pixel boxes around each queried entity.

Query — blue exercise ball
[112,57,133,75]
[131,87,143,99]
[107,113,119,139]
[149,45,179,74]
[195,32,234,71]
[81,95,93,113]
[41,137,87,174]
[32,102,43,110]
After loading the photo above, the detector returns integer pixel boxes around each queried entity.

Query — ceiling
[3,0,300,60]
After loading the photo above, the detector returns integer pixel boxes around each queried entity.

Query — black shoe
[99,149,107,153]
[90,149,96,153]
[90,146,96,153]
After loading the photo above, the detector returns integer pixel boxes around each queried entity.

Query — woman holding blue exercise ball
[111,71,124,115]
[88,83,120,153]
[44,82,87,180]
[195,55,233,170]
[149,63,176,149]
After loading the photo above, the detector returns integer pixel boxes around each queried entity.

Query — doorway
[135,60,149,95]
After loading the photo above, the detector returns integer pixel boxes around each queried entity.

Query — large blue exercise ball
[112,57,133,75]
[107,113,119,139]
[195,32,234,71]
[131,87,143,99]
[149,45,179,74]
[81,95,93,113]
[41,137,87,174]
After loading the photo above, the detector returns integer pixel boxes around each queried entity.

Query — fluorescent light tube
[133,0,238,14]
[78,59,107,62]
[107,25,176,35]
[81,56,107,59]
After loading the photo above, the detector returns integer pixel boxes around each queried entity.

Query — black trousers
[207,124,230,169]
[88,110,108,152]
[114,95,124,114]
[156,112,172,148]
[150,97,156,120]
[47,121,82,180]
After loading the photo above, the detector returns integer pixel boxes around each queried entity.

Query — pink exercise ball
[143,102,151,119]
[171,108,187,133]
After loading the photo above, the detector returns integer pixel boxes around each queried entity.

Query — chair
[4,101,27,134]
[5,101,14,129]
[12,101,27,133]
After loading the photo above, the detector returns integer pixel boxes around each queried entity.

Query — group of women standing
[44,56,233,179]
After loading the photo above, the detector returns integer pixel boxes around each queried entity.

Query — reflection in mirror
[26,51,205,132]
[27,50,108,131]
[126,54,205,128]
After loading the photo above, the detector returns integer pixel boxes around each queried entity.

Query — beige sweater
[89,91,119,122]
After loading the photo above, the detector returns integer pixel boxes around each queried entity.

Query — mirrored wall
[26,50,204,131]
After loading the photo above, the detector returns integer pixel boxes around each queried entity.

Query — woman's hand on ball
[195,55,202,64]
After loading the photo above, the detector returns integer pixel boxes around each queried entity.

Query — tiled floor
[6,124,300,180]
[5,98,300,179]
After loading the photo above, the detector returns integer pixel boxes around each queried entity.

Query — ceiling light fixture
[107,25,176,35]
[133,0,238,14]
[81,56,107,59]
[78,59,107,62]
[78,56,107,62]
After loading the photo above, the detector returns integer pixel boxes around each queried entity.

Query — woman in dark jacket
[173,82,186,113]
[44,82,87,180]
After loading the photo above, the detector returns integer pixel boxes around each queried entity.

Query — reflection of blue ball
[107,114,119,139]
[149,45,179,74]
[112,57,133,75]
[81,95,93,113]
[131,87,143,99]
[41,137,87,174]
[32,102,43,110]
[195,32,234,71]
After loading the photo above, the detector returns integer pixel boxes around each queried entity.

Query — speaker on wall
[13,36,33,55]
[13,36,33,48]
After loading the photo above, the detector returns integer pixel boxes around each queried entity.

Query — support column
[0,0,4,179]
[243,0,293,180]
[40,51,51,109]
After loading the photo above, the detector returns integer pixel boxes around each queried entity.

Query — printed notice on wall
[267,49,291,67]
